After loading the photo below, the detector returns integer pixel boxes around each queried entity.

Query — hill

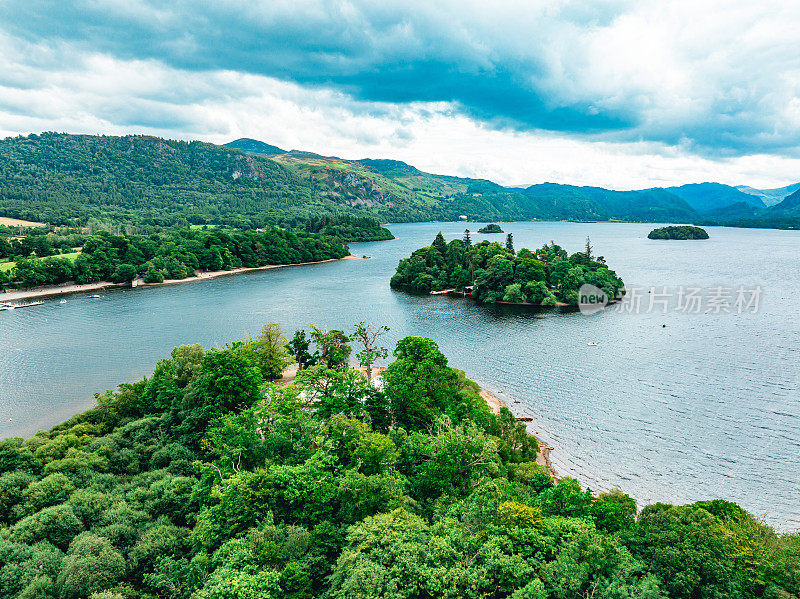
[663,182,765,214]
[1,133,797,230]
[224,137,286,155]
[736,182,800,206]
[768,187,800,216]
[705,201,758,221]
[515,183,699,222]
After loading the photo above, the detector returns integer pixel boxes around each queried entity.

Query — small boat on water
[89,294,101,299]
[587,342,598,346]
[59,299,67,304]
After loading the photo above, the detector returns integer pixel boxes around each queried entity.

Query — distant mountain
[736,182,800,206]
[767,188,800,216]
[663,183,765,214]
[515,183,699,222]
[224,138,286,155]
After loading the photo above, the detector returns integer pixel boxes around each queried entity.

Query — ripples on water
[1,222,798,529]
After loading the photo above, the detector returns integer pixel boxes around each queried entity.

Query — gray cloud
[1,1,800,158]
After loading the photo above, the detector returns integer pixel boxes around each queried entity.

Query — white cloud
[2,3,800,189]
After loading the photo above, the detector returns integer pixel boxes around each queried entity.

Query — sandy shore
[278,364,556,478]
[0,255,363,302]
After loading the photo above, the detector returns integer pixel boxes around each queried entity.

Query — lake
[1,221,798,529]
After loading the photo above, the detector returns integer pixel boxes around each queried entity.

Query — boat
[89,294,101,299]
[59,299,67,304]
[587,342,598,346]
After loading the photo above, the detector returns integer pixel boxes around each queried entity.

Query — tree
[382,337,464,431]
[585,236,593,262]
[310,327,351,370]
[288,329,317,371]
[251,323,293,380]
[432,231,447,254]
[57,533,126,599]
[352,322,389,381]
[462,229,471,247]
[111,263,137,283]
[502,283,526,303]
[506,232,514,252]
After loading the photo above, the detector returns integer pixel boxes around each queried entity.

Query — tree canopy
[0,328,795,599]
[390,234,625,305]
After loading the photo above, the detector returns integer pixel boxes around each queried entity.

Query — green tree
[57,534,126,599]
[288,329,317,370]
[249,323,293,380]
[310,328,351,370]
[352,322,389,381]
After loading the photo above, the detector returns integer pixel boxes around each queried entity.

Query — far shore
[0,255,364,303]
[278,363,557,478]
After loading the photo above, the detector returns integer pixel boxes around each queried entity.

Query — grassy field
[0,217,46,227]
[0,251,81,273]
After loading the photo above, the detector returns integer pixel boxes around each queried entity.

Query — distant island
[648,225,709,240]
[391,232,624,306]
[478,223,504,233]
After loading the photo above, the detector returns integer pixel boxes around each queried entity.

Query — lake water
[1,222,798,529]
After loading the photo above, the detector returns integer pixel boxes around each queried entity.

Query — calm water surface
[1,222,798,529]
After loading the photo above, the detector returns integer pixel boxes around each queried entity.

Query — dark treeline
[1,228,348,290]
[0,326,796,599]
[391,232,625,305]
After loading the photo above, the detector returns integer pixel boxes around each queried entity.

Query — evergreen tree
[432,232,447,253]
[463,229,472,247]
[506,233,514,253]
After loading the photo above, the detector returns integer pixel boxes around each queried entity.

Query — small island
[391,232,625,306]
[648,225,709,240]
[478,223,504,233]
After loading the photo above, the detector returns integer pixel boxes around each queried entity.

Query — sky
[1,0,800,189]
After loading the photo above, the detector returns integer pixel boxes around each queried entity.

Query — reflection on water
[1,222,798,529]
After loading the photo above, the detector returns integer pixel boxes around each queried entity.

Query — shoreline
[480,388,557,478]
[0,255,363,303]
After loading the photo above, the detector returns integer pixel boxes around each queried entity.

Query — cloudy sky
[1,0,800,189]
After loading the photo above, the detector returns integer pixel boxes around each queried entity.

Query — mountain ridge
[1,132,798,229]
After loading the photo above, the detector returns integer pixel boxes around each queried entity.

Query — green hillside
[3,133,798,230]
[0,133,705,229]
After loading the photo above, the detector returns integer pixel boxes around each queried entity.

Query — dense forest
[478,223,504,233]
[0,227,349,290]
[647,226,709,240]
[391,232,625,305]
[0,327,796,599]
